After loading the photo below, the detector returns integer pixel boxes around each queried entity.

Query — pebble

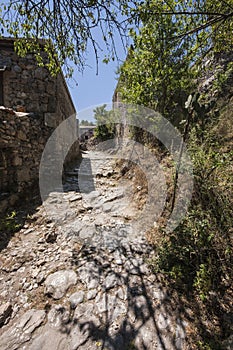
[87,289,98,300]
[88,278,99,290]
[36,272,46,284]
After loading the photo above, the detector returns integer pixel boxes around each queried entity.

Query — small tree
[117,1,196,125]
[93,104,115,140]
[80,120,95,126]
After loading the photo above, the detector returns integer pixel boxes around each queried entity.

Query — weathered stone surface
[0,41,80,214]
[47,305,70,328]
[68,193,82,202]
[13,65,22,73]
[134,319,161,350]
[34,67,48,80]
[79,225,96,240]
[78,262,99,287]
[104,273,118,290]
[27,325,68,350]
[0,150,194,349]
[157,312,170,330]
[86,289,98,300]
[0,309,45,350]
[44,270,78,299]
[69,323,91,350]
[73,302,94,320]
[96,293,116,314]
[69,291,85,308]
[88,278,99,290]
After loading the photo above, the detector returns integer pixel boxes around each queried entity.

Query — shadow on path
[66,243,190,350]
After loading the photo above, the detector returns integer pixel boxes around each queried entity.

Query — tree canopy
[0,0,232,76]
[117,0,233,120]
[79,120,95,126]
[93,104,115,140]
[117,9,195,120]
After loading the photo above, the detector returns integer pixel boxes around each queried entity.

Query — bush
[149,125,233,300]
[0,211,21,234]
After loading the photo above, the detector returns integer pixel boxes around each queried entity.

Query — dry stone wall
[0,107,79,213]
[0,39,75,126]
[0,107,52,212]
[0,39,80,214]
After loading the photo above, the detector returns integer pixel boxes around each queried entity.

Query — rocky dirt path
[0,150,189,350]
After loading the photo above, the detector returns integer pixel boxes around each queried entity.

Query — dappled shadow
[0,183,42,252]
[66,242,190,350]
[51,238,232,349]
[183,281,233,348]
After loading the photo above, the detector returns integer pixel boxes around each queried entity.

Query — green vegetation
[1,0,232,346]
[0,211,21,234]
[151,127,232,295]
[1,1,233,75]
[79,120,95,126]
[93,104,116,141]
[117,8,195,121]
[115,1,233,347]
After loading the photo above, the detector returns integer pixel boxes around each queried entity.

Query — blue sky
[68,35,127,120]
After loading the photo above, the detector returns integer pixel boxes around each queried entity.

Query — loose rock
[69,291,85,308]
[44,270,78,299]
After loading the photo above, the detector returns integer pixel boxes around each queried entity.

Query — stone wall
[0,38,80,214]
[0,107,80,214]
[0,38,76,127]
[0,107,52,212]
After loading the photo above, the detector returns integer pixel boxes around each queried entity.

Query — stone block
[17,130,27,141]
[48,96,56,112]
[44,113,57,128]
[46,82,55,95]
[35,67,48,80]
[13,65,22,73]
[17,168,30,182]
[13,156,22,166]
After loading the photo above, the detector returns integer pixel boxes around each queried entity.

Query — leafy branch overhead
[0,1,233,76]
[0,0,139,76]
[141,0,233,43]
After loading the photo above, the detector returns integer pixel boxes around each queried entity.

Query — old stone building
[0,38,79,213]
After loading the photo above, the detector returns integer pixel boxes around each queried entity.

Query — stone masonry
[0,38,80,213]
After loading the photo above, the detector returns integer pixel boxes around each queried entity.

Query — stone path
[0,150,189,349]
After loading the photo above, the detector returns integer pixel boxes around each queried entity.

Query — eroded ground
[0,149,193,350]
